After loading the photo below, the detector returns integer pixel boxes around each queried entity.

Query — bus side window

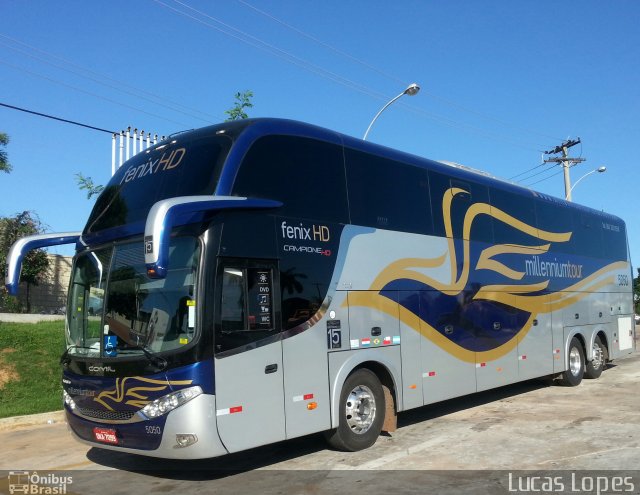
[216,264,277,354]
[221,268,245,333]
[490,187,536,247]
[429,172,493,243]
[345,148,433,235]
[571,211,603,259]
[232,135,349,224]
[535,198,574,255]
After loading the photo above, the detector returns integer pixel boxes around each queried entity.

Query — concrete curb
[0,313,65,323]
[0,410,65,432]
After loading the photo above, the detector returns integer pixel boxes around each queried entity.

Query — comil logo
[8,471,73,494]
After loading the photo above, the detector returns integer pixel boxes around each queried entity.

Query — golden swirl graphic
[94,376,193,411]
[346,188,629,363]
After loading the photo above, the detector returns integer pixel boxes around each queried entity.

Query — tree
[0,132,11,173]
[224,90,254,121]
[0,211,50,313]
[75,173,105,199]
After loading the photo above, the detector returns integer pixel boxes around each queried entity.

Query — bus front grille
[77,408,136,421]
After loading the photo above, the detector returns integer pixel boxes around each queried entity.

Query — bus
[5,118,635,459]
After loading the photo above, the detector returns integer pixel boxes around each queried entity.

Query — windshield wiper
[122,343,168,372]
[60,345,93,367]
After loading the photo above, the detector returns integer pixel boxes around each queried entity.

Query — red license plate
[93,427,118,444]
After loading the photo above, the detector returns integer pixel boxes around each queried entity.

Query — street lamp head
[404,83,420,96]
[597,166,606,173]
[362,82,421,140]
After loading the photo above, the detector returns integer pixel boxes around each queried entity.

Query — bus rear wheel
[585,336,606,379]
[558,337,585,387]
[325,368,385,451]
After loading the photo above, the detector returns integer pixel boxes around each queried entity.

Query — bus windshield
[66,236,201,358]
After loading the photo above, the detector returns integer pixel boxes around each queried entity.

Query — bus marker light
[476,363,487,368]
[422,372,436,378]
[307,402,318,411]
[409,384,417,389]
[519,355,527,360]
[176,434,198,448]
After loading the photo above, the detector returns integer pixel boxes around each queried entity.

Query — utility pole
[543,138,585,201]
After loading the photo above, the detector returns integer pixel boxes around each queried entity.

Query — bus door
[213,261,285,453]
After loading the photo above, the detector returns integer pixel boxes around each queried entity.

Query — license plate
[93,427,118,445]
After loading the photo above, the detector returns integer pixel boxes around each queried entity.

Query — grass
[0,320,66,418]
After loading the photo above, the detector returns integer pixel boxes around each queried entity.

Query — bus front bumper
[66,394,228,459]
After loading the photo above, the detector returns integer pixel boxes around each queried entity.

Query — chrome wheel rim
[569,346,582,376]
[345,385,376,434]
[592,342,604,370]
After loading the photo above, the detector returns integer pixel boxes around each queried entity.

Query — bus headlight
[140,386,203,419]
[63,390,77,410]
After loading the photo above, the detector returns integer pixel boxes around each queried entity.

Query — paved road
[0,350,638,494]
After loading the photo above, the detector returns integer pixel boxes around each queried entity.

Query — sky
[1,1,639,270]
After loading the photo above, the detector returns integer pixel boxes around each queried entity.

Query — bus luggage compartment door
[214,341,285,453]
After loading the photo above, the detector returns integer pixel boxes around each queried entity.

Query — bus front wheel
[558,337,585,387]
[325,368,385,451]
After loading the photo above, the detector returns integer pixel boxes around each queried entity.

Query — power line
[515,162,559,183]
[0,33,219,123]
[0,58,190,127]
[235,0,562,143]
[235,0,408,87]
[0,101,114,134]
[153,0,390,102]
[524,169,563,187]
[509,160,550,180]
[153,0,548,152]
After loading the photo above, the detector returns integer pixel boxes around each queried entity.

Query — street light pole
[363,83,420,141]
[566,166,607,200]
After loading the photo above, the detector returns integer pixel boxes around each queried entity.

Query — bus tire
[558,337,585,387]
[585,336,605,379]
[325,368,385,452]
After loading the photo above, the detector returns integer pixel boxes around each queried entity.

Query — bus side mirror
[5,232,81,295]
[144,195,282,278]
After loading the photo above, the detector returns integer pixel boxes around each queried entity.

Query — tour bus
[5,118,635,459]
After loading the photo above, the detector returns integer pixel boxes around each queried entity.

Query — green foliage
[0,132,11,173]
[0,320,65,418]
[225,90,254,121]
[0,211,50,313]
[75,172,105,199]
